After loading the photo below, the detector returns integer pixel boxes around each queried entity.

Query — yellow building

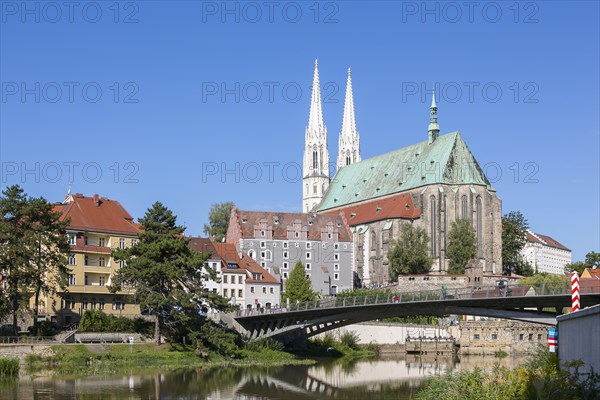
[37,193,141,327]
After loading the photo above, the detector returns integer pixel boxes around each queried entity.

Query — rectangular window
[238,276,243,284]
[261,262,266,268]
[84,275,89,285]
[283,272,288,279]
[238,289,243,298]
[473,334,480,340]
[119,238,125,249]
[223,275,228,284]
[334,253,339,261]
[306,242,311,249]
[263,287,267,294]
[68,234,76,245]
[491,333,498,340]
[260,241,266,248]
[119,260,125,268]
[68,254,76,265]
[519,334,524,340]
[306,273,311,279]
[84,256,89,266]
[334,243,339,250]
[99,299,105,310]
[99,276,105,286]
[82,300,88,310]
[68,274,76,285]
[334,264,339,271]
[283,262,288,269]
[250,287,255,294]
[283,251,288,259]
[84,236,89,245]
[528,334,533,341]
[306,252,311,260]
[270,287,274,294]
[283,241,288,248]
[99,257,106,267]
[334,273,339,280]
[261,251,266,259]
[306,263,311,270]
[131,239,137,246]
[98,238,105,247]
[223,289,228,297]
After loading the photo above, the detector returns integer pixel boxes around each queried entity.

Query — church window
[443,195,447,252]
[313,184,317,194]
[476,196,483,257]
[461,195,468,220]
[371,230,376,248]
[430,196,437,256]
[312,149,318,169]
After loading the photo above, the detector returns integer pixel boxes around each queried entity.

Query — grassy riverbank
[24,342,313,376]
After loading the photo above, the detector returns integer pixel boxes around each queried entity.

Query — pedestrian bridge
[234,282,600,343]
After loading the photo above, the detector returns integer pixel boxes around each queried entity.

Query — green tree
[111,202,217,345]
[282,261,316,303]
[446,219,477,274]
[0,185,31,334]
[25,197,71,334]
[565,251,600,275]
[388,223,432,279]
[501,211,529,275]
[203,202,233,242]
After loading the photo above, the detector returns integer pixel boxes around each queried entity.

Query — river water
[2,354,525,400]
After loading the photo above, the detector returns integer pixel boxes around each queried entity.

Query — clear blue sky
[1,1,598,261]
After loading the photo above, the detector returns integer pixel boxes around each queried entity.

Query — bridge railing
[238,281,599,317]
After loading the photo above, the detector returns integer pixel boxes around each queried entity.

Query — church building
[302,60,503,286]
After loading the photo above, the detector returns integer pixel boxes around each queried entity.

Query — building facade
[189,238,280,310]
[38,193,141,327]
[309,78,502,285]
[226,208,354,295]
[520,230,571,275]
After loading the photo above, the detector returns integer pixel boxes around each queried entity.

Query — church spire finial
[428,85,440,144]
[307,58,324,136]
[337,67,361,171]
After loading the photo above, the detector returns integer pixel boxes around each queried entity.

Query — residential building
[520,230,571,275]
[188,238,280,310]
[38,193,140,327]
[226,209,354,295]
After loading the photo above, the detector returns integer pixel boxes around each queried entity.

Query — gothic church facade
[303,61,502,286]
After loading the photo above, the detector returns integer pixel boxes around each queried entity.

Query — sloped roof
[526,230,571,251]
[189,239,278,284]
[330,193,420,225]
[582,268,600,280]
[234,210,352,242]
[318,132,493,211]
[55,193,139,236]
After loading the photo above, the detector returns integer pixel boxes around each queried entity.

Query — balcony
[84,265,111,274]
[71,244,112,254]
[67,284,111,294]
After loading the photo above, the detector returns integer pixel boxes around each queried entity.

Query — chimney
[93,193,100,206]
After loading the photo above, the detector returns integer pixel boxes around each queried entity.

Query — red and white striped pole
[571,271,580,312]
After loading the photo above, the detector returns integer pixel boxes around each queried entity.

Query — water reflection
[1,355,525,400]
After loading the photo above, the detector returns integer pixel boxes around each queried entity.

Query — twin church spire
[302,60,360,212]
[302,60,440,212]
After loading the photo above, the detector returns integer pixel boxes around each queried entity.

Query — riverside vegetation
[417,345,600,400]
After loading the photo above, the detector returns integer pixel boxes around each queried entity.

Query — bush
[188,321,243,358]
[245,337,285,352]
[0,358,19,378]
[37,320,54,336]
[340,331,360,350]
[78,310,153,335]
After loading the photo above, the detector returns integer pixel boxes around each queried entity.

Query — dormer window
[242,218,247,223]
[68,234,76,245]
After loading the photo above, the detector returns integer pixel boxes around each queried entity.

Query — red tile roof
[55,193,140,236]
[232,209,352,241]
[582,268,600,280]
[526,231,570,251]
[188,238,278,284]
[326,193,420,226]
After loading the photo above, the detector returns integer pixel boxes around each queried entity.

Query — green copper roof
[318,132,493,211]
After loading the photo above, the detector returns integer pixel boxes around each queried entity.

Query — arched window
[430,196,437,255]
[312,145,318,169]
[476,196,483,257]
[247,249,256,260]
[461,195,468,220]
[346,150,351,166]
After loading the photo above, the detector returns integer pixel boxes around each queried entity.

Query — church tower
[337,68,361,171]
[428,86,440,144]
[303,60,330,213]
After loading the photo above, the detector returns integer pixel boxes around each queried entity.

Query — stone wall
[459,320,548,355]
